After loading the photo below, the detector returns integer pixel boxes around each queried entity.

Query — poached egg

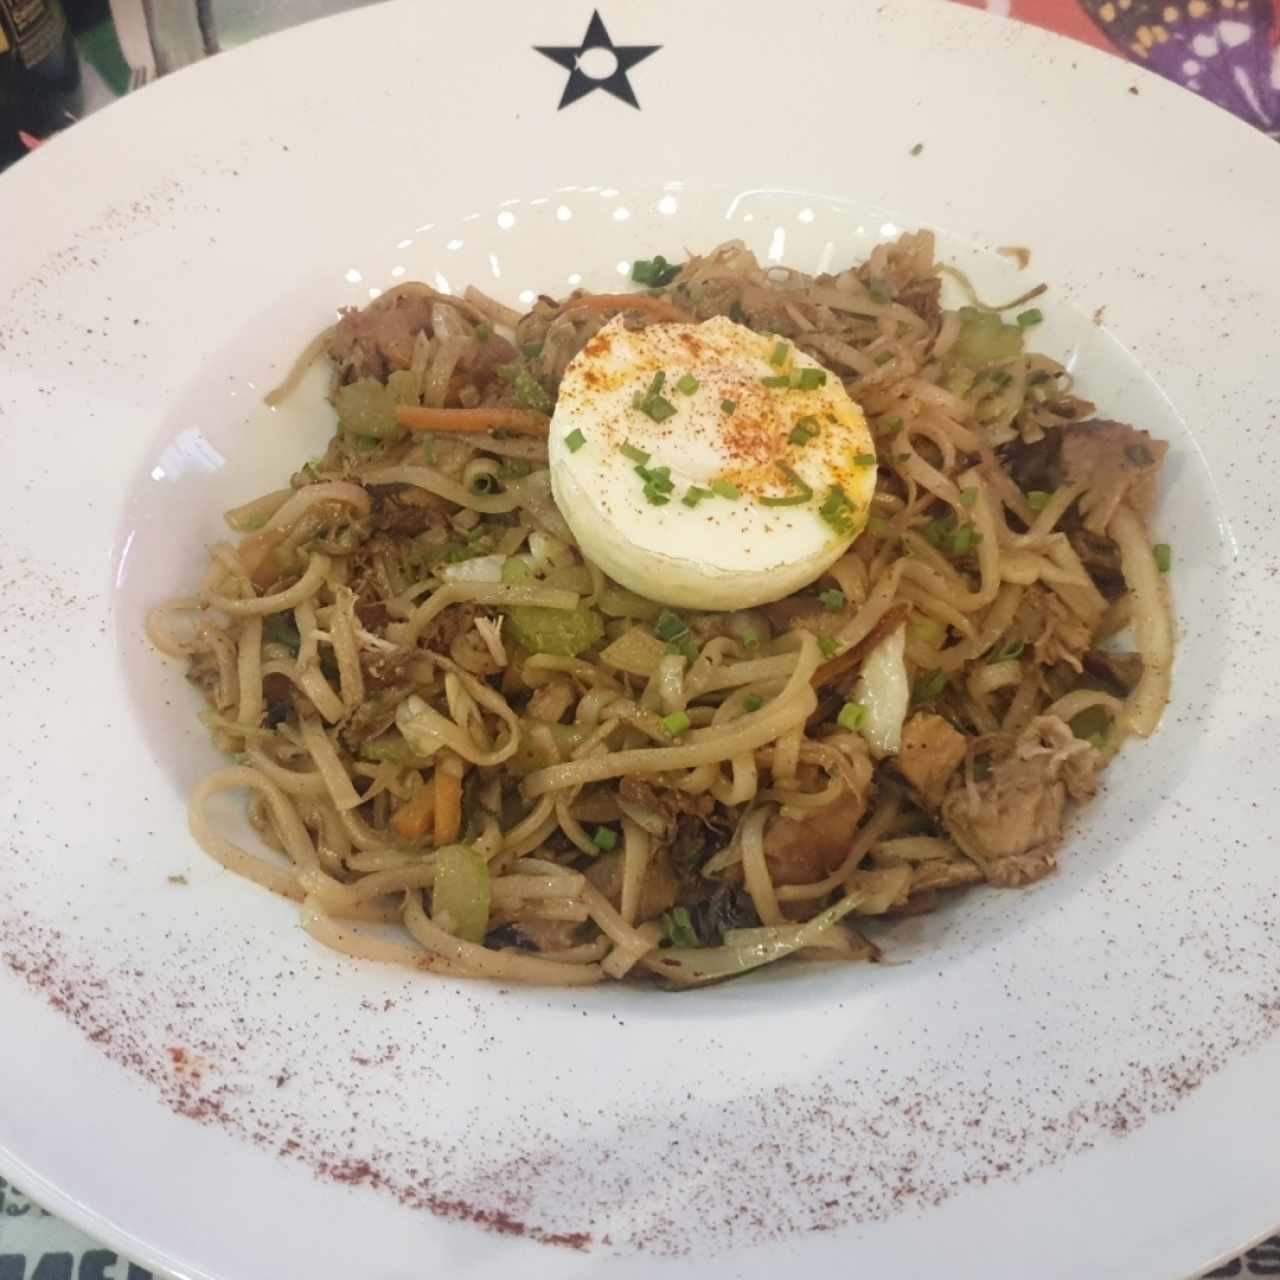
[547,315,877,610]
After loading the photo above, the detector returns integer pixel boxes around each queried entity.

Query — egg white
[548,315,878,611]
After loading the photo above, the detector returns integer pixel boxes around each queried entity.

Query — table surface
[4,0,1278,1276]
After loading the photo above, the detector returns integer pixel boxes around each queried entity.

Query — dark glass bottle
[0,0,82,171]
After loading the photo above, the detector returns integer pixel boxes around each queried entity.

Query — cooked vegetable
[432,844,490,943]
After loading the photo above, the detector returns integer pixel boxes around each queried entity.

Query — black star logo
[535,11,660,110]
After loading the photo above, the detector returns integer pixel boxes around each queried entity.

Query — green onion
[912,670,948,705]
[868,281,890,304]
[721,399,737,415]
[837,701,868,732]
[1016,308,1043,327]
[640,394,676,422]
[878,416,903,437]
[743,694,763,712]
[853,451,877,467]
[654,609,688,642]
[910,142,924,156]
[873,351,894,366]
[868,516,892,538]
[760,463,814,507]
[520,341,544,359]
[761,374,791,388]
[817,634,842,658]
[565,428,586,453]
[1026,490,1051,512]
[818,588,845,613]
[631,255,681,287]
[676,373,699,395]
[789,423,816,446]
[793,367,827,390]
[987,638,1025,663]
[592,826,618,852]
[819,485,857,536]
[303,457,324,478]
[661,710,691,737]
[770,340,790,367]
[740,627,759,650]
[950,525,976,556]
[512,367,553,414]
[1086,730,1107,751]
[711,480,741,500]
[958,487,978,507]
[660,906,699,948]
[474,323,492,342]
[620,442,651,465]
[243,514,268,531]
[470,473,498,495]
[1153,543,1172,573]
[682,485,713,508]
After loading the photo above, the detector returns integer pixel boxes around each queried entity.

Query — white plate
[2,2,1278,1277]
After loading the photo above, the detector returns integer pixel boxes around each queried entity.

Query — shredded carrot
[434,767,462,845]
[237,528,287,590]
[395,406,550,436]
[560,292,692,324]
[390,778,436,842]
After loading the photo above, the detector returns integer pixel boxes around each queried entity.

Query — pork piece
[940,715,1100,887]
[510,918,586,953]
[583,849,679,923]
[328,295,436,381]
[894,275,942,326]
[1009,585,1094,673]
[367,485,452,539]
[1059,420,1168,535]
[763,787,868,886]
[896,713,967,809]
[618,777,714,826]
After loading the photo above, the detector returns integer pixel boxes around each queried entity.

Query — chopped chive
[660,905,699,948]
[1086,731,1107,751]
[711,480,741,500]
[912,670,948,705]
[565,428,586,453]
[958,487,978,507]
[770,340,790,367]
[743,694,763,713]
[950,525,976,556]
[1016,308,1044,327]
[647,371,666,397]
[868,516,891,537]
[818,588,846,613]
[910,142,924,156]
[631,255,681,287]
[789,423,815,446]
[819,485,857,536]
[740,627,759,650]
[837,701,868,732]
[1153,543,1172,573]
[853,451,877,467]
[868,281,890,304]
[682,485,713,508]
[641,395,677,423]
[760,463,814,507]
[873,351,894,366]
[721,399,737,415]
[676,373,699,395]
[1026,490,1051,512]
[987,638,1025,663]
[761,374,791,388]
[520,341,544,359]
[817,634,842,658]
[794,367,827,390]
[645,492,670,506]
[620,442,650,465]
[470,473,498,495]
[661,710,691,737]
[878,416,903,437]
[654,609,688,642]
[592,826,618,852]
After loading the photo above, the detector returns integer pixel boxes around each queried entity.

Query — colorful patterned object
[1080,0,1280,135]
